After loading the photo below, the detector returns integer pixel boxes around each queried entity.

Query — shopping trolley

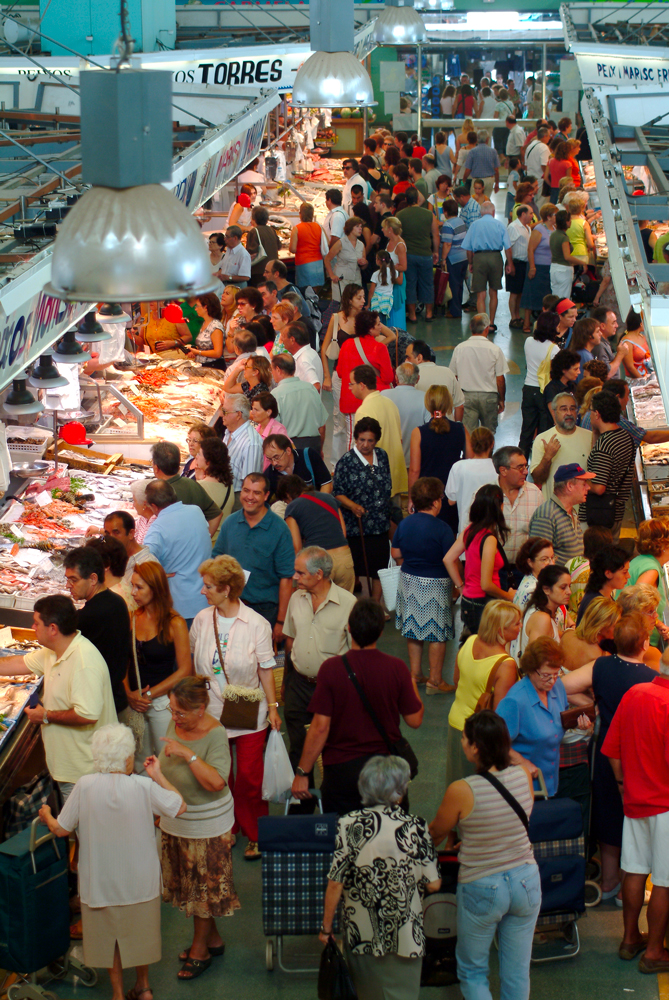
[258,797,340,974]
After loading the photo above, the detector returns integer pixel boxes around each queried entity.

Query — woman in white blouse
[190,554,281,861]
[40,723,184,1000]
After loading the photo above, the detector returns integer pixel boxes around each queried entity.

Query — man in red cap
[555,298,578,348]
[529,462,595,566]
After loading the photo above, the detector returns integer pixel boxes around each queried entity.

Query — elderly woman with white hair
[130,480,156,544]
[319,755,441,1000]
[39,723,184,1000]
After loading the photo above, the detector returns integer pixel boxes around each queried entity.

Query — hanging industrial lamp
[75,311,112,343]
[3,374,45,416]
[374,0,427,44]
[95,302,130,324]
[292,0,376,107]
[45,70,217,302]
[51,330,92,365]
[29,352,69,389]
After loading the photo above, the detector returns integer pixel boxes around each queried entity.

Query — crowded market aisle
[43,194,655,1000]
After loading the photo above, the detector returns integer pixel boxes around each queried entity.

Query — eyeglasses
[535,670,559,682]
[509,463,529,472]
[169,708,191,719]
[267,450,286,465]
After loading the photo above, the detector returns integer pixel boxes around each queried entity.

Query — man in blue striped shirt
[440,199,469,318]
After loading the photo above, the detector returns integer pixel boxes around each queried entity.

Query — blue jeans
[456,862,541,1000]
[446,258,468,317]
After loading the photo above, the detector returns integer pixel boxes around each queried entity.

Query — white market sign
[574,50,669,88]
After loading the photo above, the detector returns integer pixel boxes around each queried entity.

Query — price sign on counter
[0,502,24,524]
[34,491,53,508]
[0,626,13,646]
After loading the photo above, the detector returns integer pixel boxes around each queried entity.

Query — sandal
[126,989,153,1000]
[178,956,212,981]
[244,840,262,860]
[178,943,225,962]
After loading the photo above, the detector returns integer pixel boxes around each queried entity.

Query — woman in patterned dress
[333,416,392,604]
[319,755,441,1000]
[391,477,455,693]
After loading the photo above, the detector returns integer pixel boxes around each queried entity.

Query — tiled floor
[43,196,660,1000]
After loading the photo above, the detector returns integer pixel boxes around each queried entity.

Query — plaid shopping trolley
[258,808,340,974]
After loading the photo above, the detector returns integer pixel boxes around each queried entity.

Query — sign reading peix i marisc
[574,51,669,88]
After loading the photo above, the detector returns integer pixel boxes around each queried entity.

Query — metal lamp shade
[45,184,219,303]
[95,303,131,324]
[51,330,92,365]
[75,312,112,343]
[373,5,427,43]
[4,375,45,415]
[292,52,376,108]
[29,353,69,389]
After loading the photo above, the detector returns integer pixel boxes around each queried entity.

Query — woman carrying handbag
[190,554,281,861]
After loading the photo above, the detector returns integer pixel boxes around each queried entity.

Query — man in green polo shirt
[150,441,221,536]
[396,187,440,324]
[213,472,295,642]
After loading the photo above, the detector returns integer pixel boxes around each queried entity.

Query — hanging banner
[574,50,669,88]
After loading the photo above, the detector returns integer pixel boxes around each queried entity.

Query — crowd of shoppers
[13,103,669,1000]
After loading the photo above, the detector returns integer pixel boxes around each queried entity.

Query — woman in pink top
[249,391,289,470]
[444,484,516,634]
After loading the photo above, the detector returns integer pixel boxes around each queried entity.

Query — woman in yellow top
[445,600,521,786]
[564,191,594,264]
[130,303,191,355]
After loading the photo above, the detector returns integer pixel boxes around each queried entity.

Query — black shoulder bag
[478,770,529,832]
[341,654,418,778]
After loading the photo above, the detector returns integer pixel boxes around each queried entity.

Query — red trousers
[227,727,269,842]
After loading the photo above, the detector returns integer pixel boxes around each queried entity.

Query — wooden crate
[44,443,123,474]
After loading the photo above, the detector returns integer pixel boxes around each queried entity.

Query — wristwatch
[268,702,279,709]
[296,766,308,777]
[189,754,197,764]
[146,689,153,700]
[42,710,49,725]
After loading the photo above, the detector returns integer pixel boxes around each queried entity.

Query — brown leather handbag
[475,653,517,714]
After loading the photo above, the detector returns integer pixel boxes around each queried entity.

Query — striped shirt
[440,216,468,264]
[581,411,646,451]
[459,197,481,230]
[529,496,584,567]
[463,144,500,178]
[224,418,264,491]
[580,427,635,523]
[457,767,535,883]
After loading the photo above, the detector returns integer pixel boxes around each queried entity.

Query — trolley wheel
[585,879,603,908]
[43,992,59,1000]
[266,940,275,971]
[7,986,21,1000]
[77,965,98,987]
[586,857,602,882]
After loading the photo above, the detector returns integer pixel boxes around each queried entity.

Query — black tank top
[130,634,176,690]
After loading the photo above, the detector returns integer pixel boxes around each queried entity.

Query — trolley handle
[534,768,549,800]
[284,789,323,815]
[30,816,63,873]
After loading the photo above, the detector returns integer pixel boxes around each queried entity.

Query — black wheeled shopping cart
[529,775,587,963]
[258,802,340,974]
[0,817,97,1000]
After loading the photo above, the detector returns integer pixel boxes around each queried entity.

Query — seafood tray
[44,444,123,474]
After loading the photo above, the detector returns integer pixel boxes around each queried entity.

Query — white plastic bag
[378,545,401,612]
[262,729,295,803]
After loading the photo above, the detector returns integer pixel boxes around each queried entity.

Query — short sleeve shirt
[23,633,118,783]
[212,508,295,605]
[497,674,568,796]
[283,583,356,678]
[308,649,421,764]
[450,336,509,393]
[441,216,468,264]
[580,427,635,522]
[284,493,346,549]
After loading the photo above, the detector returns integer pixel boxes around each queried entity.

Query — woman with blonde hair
[565,191,594,264]
[615,583,662,669]
[560,596,621,671]
[269,300,296,356]
[190,555,280,861]
[455,117,475,156]
[445,599,521,784]
[576,377,603,418]
[381,215,407,328]
[222,354,272,401]
[289,201,325,290]
[409,384,470,532]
